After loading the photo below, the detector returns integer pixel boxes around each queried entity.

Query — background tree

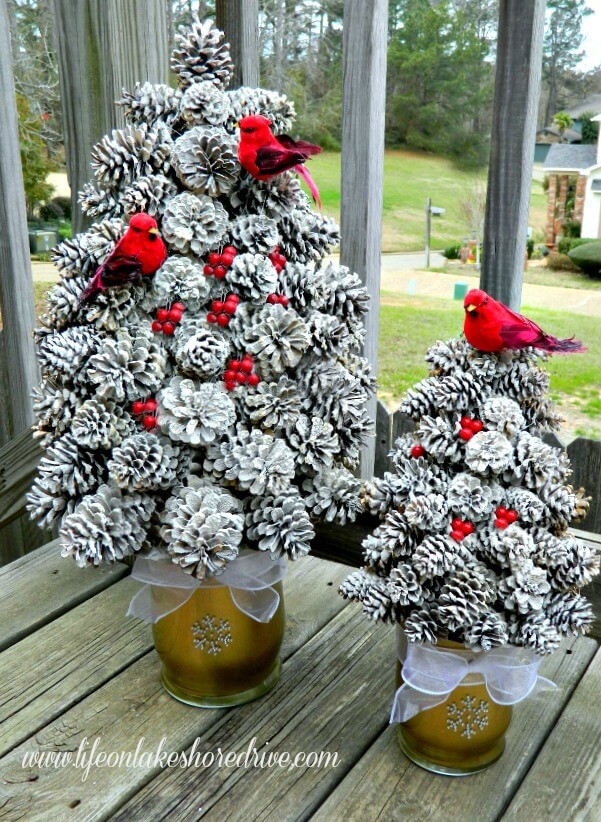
[580,110,600,145]
[15,93,54,216]
[553,111,574,142]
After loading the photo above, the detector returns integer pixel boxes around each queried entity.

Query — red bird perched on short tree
[463,288,585,354]
[80,212,167,304]
[237,114,323,207]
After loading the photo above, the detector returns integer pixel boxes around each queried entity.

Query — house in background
[544,114,601,247]
[534,94,601,164]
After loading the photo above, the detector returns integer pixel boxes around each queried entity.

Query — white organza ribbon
[127,550,287,625]
[390,629,557,724]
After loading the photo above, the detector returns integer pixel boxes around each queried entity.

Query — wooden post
[0,0,38,443]
[340,0,388,479]
[481,0,546,310]
[215,0,259,89]
[52,0,170,233]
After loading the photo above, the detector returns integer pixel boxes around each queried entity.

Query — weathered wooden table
[1,538,599,821]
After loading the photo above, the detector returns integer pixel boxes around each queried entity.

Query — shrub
[568,241,601,277]
[443,243,462,260]
[562,219,581,239]
[545,252,579,272]
[39,196,72,222]
[557,236,597,255]
[526,238,534,259]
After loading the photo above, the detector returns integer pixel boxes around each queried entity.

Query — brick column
[556,174,569,226]
[545,173,557,247]
[572,174,587,226]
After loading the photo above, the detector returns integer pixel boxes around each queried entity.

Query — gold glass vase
[151,582,285,707]
[395,636,513,776]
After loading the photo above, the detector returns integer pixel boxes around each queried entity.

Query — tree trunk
[481,0,546,310]
[52,0,169,234]
[216,0,259,89]
[340,0,388,479]
[0,0,38,444]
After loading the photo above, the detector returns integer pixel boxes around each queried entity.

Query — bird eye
[243,127,254,133]
[131,226,141,233]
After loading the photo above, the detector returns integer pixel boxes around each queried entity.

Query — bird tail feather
[294,164,322,209]
[540,335,586,354]
[79,266,105,305]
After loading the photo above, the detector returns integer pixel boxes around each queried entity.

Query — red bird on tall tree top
[80,212,167,305]
[237,114,323,207]
[463,288,585,354]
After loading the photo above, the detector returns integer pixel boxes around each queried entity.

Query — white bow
[390,628,556,724]
[127,550,287,625]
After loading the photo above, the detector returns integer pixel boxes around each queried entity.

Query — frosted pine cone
[171,127,239,197]
[415,414,463,462]
[339,568,373,602]
[546,591,595,636]
[107,432,183,491]
[242,376,302,431]
[465,430,513,476]
[162,193,229,257]
[230,173,307,218]
[511,612,560,655]
[60,484,155,567]
[38,326,101,383]
[387,564,423,607]
[286,415,339,474]
[426,337,471,374]
[413,534,473,578]
[225,86,296,133]
[171,21,234,89]
[278,209,340,263]
[42,278,85,330]
[447,473,497,522]
[511,432,570,491]
[302,466,363,525]
[78,182,121,220]
[400,378,440,420]
[278,262,329,313]
[321,263,370,320]
[438,566,495,631]
[204,428,295,495]
[230,214,281,255]
[161,478,244,579]
[404,605,440,644]
[481,396,526,438]
[33,382,84,445]
[362,511,418,572]
[227,253,278,302]
[159,376,235,446]
[117,82,181,127]
[175,327,230,378]
[152,256,212,311]
[465,612,509,652]
[431,372,484,412]
[121,175,178,218]
[180,82,229,126]
[71,398,134,450]
[243,305,310,377]
[549,537,600,590]
[499,560,551,614]
[505,487,547,524]
[538,481,580,531]
[405,493,449,531]
[246,489,314,560]
[82,284,145,333]
[502,524,537,570]
[91,125,172,188]
[307,312,358,358]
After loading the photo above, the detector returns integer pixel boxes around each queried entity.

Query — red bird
[80,212,167,304]
[237,114,323,207]
[463,288,585,354]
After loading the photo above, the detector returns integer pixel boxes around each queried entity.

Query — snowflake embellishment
[447,694,489,739]
[191,614,232,655]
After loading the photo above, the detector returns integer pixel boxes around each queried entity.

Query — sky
[580,0,601,71]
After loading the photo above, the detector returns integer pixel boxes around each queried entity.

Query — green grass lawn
[309,150,547,253]
[378,292,601,440]
[427,262,601,291]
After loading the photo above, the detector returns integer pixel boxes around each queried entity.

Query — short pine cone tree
[342,337,599,655]
[28,20,374,578]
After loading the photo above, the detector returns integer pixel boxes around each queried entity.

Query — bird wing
[498,305,545,348]
[100,251,143,287]
[276,134,322,157]
[254,144,306,175]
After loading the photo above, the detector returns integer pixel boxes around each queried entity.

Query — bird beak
[234,122,240,129]
[148,227,158,236]
[465,304,477,313]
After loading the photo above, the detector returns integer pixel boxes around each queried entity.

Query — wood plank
[572,530,601,640]
[312,635,597,822]
[0,557,351,819]
[215,0,259,88]
[568,438,601,535]
[113,609,395,821]
[502,647,601,822]
[374,399,392,478]
[0,540,128,652]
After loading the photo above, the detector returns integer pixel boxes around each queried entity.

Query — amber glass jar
[152,582,285,707]
[395,636,513,775]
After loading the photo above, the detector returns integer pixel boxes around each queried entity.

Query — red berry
[203,265,214,276]
[506,509,519,524]
[162,321,176,335]
[144,399,158,412]
[495,517,509,530]
[267,293,279,304]
[223,245,237,257]
[172,302,186,312]
[143,415,158,430]
[224,370,237,382]
[227,294,240,304]
[224,380,237,391]
[236,372,248,384]
[470,419,484,433]
[224,301,238,316]
[450,529,465,543]
[151,320,163,333]
[206,312,217,324]
[279,295,290,307]
[131,401,145,416]
[221,253,236,267]
[212,300,225,313]
[460,416,472,428]
[208,252,221,265]
[274,263,283,273]
[248,373,260,387]
[451,518,465,531]
[411,444,425,458]
[461,521,475,535]
[240,359,253,374]
[168,309,183,323]
[229,360,241,371]
[214,265,227,279]
[217,313,230,327]
[459,428,473,441]
[277,254,287,266]
[496,506,508,518]
[156,308,169,322]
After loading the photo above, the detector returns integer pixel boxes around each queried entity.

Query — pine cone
[510,612,560,655]
[306,312,358,358]
[204,428,295,495]
[117,82,181,127]
[404,605,440,644]
[152,256,212,311]
[438,566,494,630]
[230,172,307,218]
[227,253,278,302]
[242,375,302,431]
[38,326,101,384]
[464,612,509,652]
[549,536,600,591]
[71,398,134,450]
[171,21,234,89]
[413,534,473,578]
[404,493,449,531]
[511,432,570,491]
[465,430,513,476]
[121,174,178,218]
[505,487,547,524]
[320,263,370,320]
[175,327,230,378]
[82,284,146,333]
[91,124,172,188]
[400,377,440,419]
[286,414,339,475]
[416,413,464,462]
[302,466,363,525]
[387,563,423,606]
[108,432,184,491]
[362,511,418,573]
[546,591,595,636]
[481,396,526,438]
[243,304,310,377]
[42,278,85,330]
[278,262,329,313]
[425,337,471,374]
[171,126,239,197]
[162,192,229,257]
[447,473,497,522]
[278,209,340,263]
[230,214,281,255]
[159,376,236,446]
[225,86,296,133]
[499,560,551,614]
[180,82,229,126]
[246,489,314,560]
[79,182,121,220]
[32,382,84,446]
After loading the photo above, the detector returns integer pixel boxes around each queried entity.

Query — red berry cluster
[203,245,238,279]
[450,518,475,542]
[207,294,240,327]
[266,292,289,307]
[152,302,186,336]
[411,444,426,458]
[268,246,287,273]
[458,415,484,441]
[131,398,159,430]
[494,506,519,529]
[223,354,260,391]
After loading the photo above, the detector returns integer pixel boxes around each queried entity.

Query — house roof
[543,144,598,171]
[536,126,581,143]
[563,95,601,119]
